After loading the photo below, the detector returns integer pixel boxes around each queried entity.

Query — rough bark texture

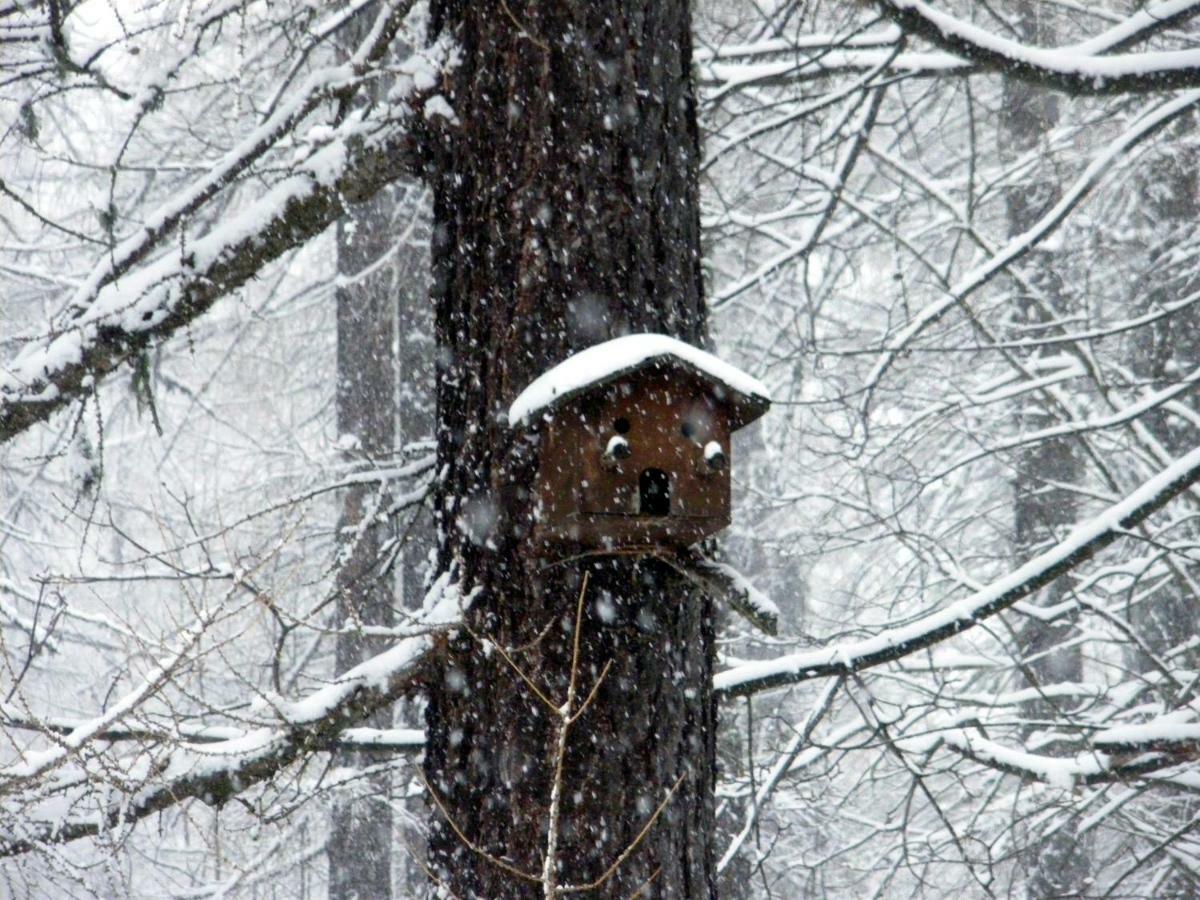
[422,1,717,896]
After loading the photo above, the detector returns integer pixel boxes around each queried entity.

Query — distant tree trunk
[422,0,717,895]
[1000,6,1089,897]
[1124,112,1200,900]
[328,9,440,892]
[1130,115,1200,657]
[390,186,437,895]
[329,189,398,899]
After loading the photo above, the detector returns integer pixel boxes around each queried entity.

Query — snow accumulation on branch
[675,554,780,636]
[872,0,1200,95]
[1094,720,1200,752]
[698,0,1200,94]
[699,47,968,93]
[0,575,463,858]
[507,333,769,426]
[0,7,459,447]
[0,711,423,754]
[933,730,1179,788]
[714,442,1200,698]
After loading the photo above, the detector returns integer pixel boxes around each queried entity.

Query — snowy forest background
[5,0,1200,896]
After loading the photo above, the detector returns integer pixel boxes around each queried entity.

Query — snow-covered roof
[508,333,770,428]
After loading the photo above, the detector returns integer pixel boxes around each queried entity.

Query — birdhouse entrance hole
[639,468,671,516]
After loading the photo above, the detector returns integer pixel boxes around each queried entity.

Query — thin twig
[417,769,541,884]
[561,773,687,893]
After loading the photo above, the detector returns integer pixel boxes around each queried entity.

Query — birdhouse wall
[530,370,732,550]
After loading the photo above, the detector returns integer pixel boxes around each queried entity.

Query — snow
[703,50,965,93]
[939,729,1109,788]
[423,94,458,123]
[714,441,1200,695]
[889,0,1200,84]
[278,571,464,723]
[860,88,1200,414]
[507,333,769,426]
[337,727,424,748]
[604,434,630,460]
[703,560,780,622]
[0,7,461,417]
[1095,721,1200,748]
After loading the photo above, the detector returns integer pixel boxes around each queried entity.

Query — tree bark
[422,1,717,896]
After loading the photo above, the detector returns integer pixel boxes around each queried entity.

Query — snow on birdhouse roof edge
[508,333,770,427]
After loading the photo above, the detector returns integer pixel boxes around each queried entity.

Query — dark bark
[422,1,716,896]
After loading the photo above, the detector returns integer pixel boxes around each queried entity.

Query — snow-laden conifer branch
[872,0,1200,95]
[714,442,1200,698]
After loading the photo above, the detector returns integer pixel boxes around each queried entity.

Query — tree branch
[0,23,458,446]
[715,443,1200,698]
[0,610,455,857]
[0,128,417,445]
[872,0,1200,95]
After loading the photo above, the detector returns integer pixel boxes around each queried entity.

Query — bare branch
[715,443,1200,698]
[872,0,1200,95]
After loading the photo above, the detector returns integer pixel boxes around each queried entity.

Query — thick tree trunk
[1000,7,1088,897]
[422,1,717,896]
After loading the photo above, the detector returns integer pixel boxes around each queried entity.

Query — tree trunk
[422,1,717,896]
[329,196,398,899]
[1000,6,1089,897]
[1130,115,1200,658]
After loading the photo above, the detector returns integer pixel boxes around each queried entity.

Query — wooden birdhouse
[508,334,770,552]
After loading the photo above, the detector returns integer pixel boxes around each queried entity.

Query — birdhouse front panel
[531,369,733,550]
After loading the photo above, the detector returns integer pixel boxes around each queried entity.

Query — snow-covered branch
[0,711,424,754]
[715,443,1200,698]
[0,132,409,445]
[872,0,1200,95]
[935,730,1178,786]
[0,579,461,858]
[859,88,1200,413]
[0,18,457,446]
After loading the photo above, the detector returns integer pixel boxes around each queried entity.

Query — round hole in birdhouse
[680,420,696,440]
[613,417,631,434]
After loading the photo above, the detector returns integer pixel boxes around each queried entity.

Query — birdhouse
[508,334,770,552]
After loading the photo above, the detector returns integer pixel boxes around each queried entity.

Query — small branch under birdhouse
[672,551,780,636]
